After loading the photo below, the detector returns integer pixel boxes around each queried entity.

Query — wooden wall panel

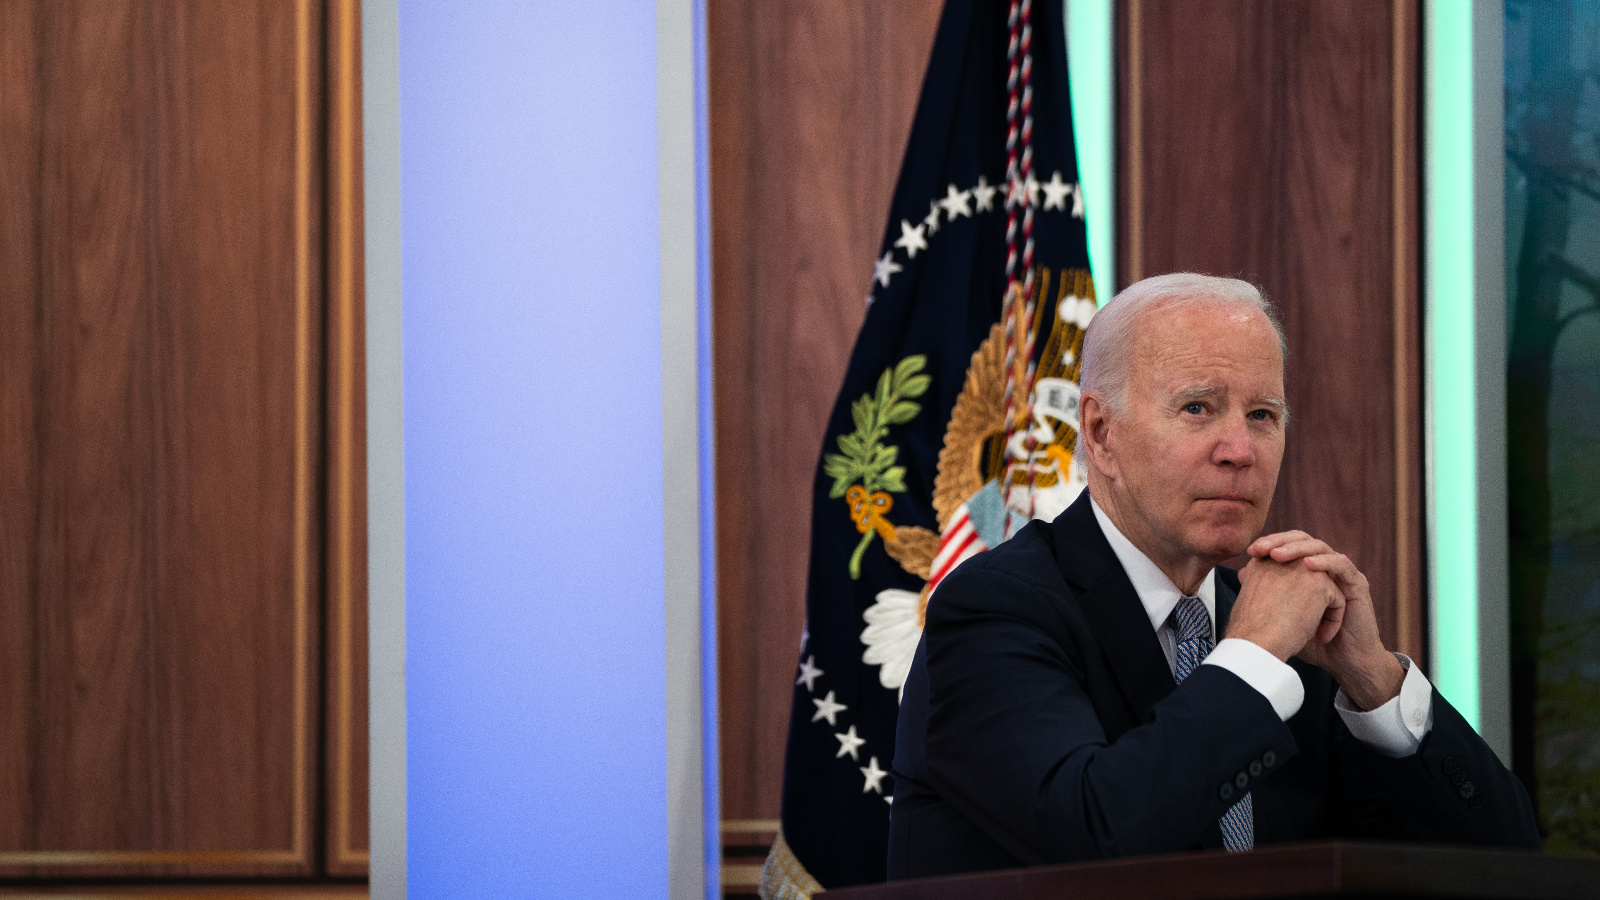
[709,1,943,825]
[0,0,46,864]
[0,0,359,879]
[0,888,365,899]
[1120,0,1425,663]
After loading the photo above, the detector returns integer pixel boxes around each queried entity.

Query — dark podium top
[821,842,1600,900]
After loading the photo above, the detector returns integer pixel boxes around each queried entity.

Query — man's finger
[1300,552,1364,589]
[1316,590,1346,643]
[1247,530,1313,557]
[1268,538,1335,562]
[1316,617,1341,644]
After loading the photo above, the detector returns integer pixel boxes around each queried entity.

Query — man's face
[1097,300,1286,567]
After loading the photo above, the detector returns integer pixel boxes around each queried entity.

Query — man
[887,273,1538,878]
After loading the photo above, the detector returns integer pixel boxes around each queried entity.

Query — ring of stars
[867,170,1083,294]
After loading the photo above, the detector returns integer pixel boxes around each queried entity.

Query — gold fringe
[758,828,824,900]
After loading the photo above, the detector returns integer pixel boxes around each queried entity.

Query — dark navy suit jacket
[887,492,1539,879]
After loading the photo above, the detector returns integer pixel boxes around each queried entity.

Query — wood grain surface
[0,0,364,880]
[820,841,1591,900]
[1121,0,1426,665]
[0,888,366,899]
[323,0,370,876]
[708,0,944,824]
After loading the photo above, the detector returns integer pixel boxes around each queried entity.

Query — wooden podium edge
[821,841,1592,900]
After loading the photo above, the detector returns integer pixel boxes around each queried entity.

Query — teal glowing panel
[1425,0,1480,728]
[1067,0,1114,300]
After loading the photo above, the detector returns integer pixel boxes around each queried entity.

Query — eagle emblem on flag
[859,273,1097,701]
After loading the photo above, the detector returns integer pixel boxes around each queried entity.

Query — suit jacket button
[1235,772,1249,789]
[1220,783,1235,801]
[1262,750,1276,768]
[1443,756,1459,773]
[1249,760,1263,778]
[1460,781,1476,799]
[1450,770,1466,786]
[1470,795,1484,810]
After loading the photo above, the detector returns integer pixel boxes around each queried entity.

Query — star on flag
[834,725,865,761]
[1024,172,1042,207]
[874,252,903,288]
[938,183,973,220]
[811,690,847,726]
[860,756,888,794]
[1041,171,1073,211]
[796,655,823,692]
[894,220,929,258]
[972,175,997,212]
[1005,175,1027,209]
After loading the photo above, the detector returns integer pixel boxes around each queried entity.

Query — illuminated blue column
[392,1,712,896]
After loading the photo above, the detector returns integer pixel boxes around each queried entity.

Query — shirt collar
[1089,496,1216,640]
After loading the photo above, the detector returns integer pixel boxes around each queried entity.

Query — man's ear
[1079,392,1117,479]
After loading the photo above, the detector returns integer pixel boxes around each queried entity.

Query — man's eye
[1184,403,1205,415]
[1248,409,1272,421]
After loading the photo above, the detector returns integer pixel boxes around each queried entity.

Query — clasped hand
[1225,532,1405,711]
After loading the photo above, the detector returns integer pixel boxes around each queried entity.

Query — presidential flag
[760,0,1099,894]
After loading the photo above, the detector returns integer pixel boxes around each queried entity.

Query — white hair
[1074,273,1288,455]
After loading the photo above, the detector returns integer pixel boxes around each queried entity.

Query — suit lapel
[1049,493,1175,723]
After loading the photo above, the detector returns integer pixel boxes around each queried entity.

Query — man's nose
[1212,414,1257,467]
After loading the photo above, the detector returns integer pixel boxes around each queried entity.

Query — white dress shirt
[1090,498,1433,758]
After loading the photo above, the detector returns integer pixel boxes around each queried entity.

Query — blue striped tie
[1172,595,1254,852]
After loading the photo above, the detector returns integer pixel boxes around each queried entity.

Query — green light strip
[1424,0,1480,727]
[1066,0,1114,302]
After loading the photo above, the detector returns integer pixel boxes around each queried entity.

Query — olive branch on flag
[823,354,931,579]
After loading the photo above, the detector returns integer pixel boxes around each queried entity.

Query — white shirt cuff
[1334,652,1433,758]
[1203,638,1304,721]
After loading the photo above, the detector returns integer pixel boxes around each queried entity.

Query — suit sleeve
[1330,686,1540,847]
[920,564,1298,863]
